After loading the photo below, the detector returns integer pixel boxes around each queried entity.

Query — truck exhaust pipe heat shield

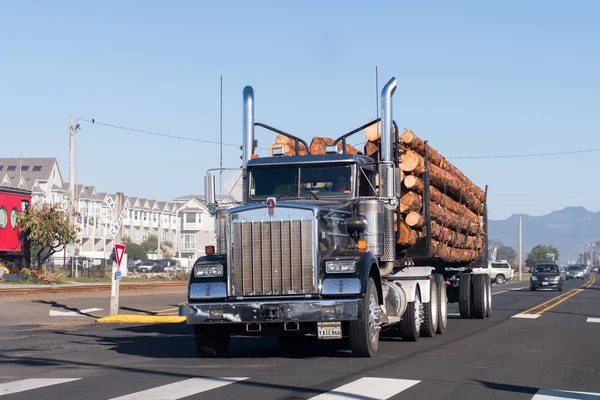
[380,77,397,270]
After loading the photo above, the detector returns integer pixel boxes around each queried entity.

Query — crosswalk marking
[511,313,540,319]
[532,388,600,399]
[109,377,248,400]
[0,378,80,396]
[586,318,600,323]
[308,377,420,400]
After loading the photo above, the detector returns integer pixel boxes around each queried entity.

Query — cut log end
[405,211,423,228]
[400,130,415,144]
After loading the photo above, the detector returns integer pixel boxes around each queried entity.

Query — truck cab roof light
[325,145,337,154]
[272,147,285,156]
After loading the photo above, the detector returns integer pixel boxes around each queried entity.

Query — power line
[494,231,600,238]
[495,190,600,196]
[448,148,600,159]
[77,118,241,148]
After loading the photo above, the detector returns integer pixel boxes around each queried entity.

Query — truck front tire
[194,325,231,358]
[348,277,380,357]
[420,279,438,337]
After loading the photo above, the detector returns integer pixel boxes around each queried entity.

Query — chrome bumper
[186,298,363,324]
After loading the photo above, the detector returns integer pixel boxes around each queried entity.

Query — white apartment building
[0,157,227,263]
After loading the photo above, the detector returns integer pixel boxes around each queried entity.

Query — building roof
[0,158,62,191]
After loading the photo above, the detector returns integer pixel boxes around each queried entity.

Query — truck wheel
[434,274,448,334]
[399,289,422,341]
[495,274,505,285]
[348,278,380,357]
[486,278,492,318]
[472,274,487,319]
[459,273,472,319]
[420,279,438,337]
[194,325,230,358]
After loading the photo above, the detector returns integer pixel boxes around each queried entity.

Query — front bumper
[531,281,561,288]
[187,298,363,325]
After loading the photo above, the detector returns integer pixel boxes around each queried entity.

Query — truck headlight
[194,264,224,278]
[531,276,538,281]
[326,260,356,273]
[553,276,561,281]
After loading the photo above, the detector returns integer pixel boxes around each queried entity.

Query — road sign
[114,243,126,269]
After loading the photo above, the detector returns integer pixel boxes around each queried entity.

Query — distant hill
[489,207,599,263]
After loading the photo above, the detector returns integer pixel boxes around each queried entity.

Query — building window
[143,212,147,221]
[134,211,139,220]
[21,165,29,171]
[185,213,196,223]
[32,165,42,171]
[152,214,157,222]
[53,169,57,179]
[7,166,16,171]
[184,234,195,250]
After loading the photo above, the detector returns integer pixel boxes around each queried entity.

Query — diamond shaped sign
[114,243,126,269]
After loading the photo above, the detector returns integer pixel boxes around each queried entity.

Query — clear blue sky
[1,1,599,220]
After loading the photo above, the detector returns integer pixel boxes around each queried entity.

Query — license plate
[542,282,549,285]
[317,322,342,340]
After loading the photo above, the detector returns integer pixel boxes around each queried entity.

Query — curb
[0,281,187,296]
[95,315,187,323]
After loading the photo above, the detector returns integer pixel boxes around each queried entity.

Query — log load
[309,137,362,155]
[401,130,485,204]
[431,240,481,263]
[400,149,484,215]
[275,134,307,153]
[403,175,480,225]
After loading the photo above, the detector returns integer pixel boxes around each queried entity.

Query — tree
[160,240,174,260]
[17,204,79,267]
[525,245,560,269]
[497,246,517,264]
[120,236,148,261]
[141,235,158,254]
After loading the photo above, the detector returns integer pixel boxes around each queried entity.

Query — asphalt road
[0,276,599,399]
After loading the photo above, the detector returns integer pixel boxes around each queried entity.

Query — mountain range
[489,207,599,263]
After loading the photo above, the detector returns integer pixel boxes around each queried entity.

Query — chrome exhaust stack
[379,77,397,273]
[242,86,255,202]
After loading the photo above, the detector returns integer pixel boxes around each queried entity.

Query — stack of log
[365,125,486,263]
[269,135,362,156]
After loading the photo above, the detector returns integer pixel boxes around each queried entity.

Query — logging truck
[186,77,490,357]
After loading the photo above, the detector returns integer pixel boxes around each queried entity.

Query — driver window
[359,168,375,196]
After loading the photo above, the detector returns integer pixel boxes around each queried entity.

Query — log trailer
[187,77,490,357]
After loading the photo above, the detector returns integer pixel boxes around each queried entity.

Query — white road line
[511,314,540,319]
[109,377,248,400]
[308,377,420,400]
[587,318,600,323]
[493,287,529,295]
[0,378,80,396]
[532,388,600,399]
[49,308,103,317]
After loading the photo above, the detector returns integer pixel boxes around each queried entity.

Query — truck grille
[231,219,316,296]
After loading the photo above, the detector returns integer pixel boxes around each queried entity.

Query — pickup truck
[489,261,514,284]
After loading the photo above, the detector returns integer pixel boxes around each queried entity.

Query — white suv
[489,261,514,284]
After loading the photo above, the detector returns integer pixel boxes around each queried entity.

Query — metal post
[518,216,522,280]
[110,192,124,316]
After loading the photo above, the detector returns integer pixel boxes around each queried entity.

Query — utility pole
[518,216,522,280]
[219,74,223,201]
[110,192,124,316]
[69,115,76,273]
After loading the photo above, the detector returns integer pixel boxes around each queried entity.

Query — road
[0,276,599,399]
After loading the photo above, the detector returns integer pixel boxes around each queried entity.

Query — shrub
[20,268,31,280]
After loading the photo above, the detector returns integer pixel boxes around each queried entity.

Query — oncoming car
[530,263,562,291]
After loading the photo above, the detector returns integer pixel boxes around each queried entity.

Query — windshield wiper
[277,190,297,199]
[301,187,319,200]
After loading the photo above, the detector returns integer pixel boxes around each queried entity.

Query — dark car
[530,263,563,291]
[566,265,585,280]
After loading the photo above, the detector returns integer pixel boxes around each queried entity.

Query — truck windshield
[249,164,352,199]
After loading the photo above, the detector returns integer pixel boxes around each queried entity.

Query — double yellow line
[520,275,595,316]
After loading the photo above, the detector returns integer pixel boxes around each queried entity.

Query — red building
[0,187,32,264]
